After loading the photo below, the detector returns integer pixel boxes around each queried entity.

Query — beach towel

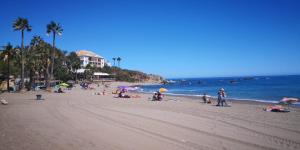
[263,105,290,113]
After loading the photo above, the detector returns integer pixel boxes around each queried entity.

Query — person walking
[220,88,229,106]
[216,89,223,106]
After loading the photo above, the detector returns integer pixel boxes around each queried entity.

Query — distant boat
[168,80,176,83]
[243,77,254,80]
[229,80,238,84]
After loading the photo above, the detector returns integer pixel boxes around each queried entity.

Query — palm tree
[27,36,44,89]
[46,21,63,85]
[39,42,52,87]
[0,43,15,91]
[30,35,43,46]
[27,36,51,88]
[112,58,116,66]
[12,17,32,90]
[67,52,81,82]
[117,57,121,68]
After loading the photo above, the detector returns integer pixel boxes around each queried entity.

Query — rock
[0,99,8,105]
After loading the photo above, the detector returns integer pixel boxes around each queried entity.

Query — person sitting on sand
[202,93,211,104]
[57,87,64,93]
[118,91,124,98]
[158,92,163,101]
[102,89,106,95]
[264,105,289,112]
[81,82,88,89]
[152,92,158,101]
[118,91,131,98]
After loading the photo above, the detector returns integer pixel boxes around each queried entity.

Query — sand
[0,82,300,150]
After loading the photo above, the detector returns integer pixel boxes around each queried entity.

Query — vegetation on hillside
[103,66,163,82]
[83,65,163,82]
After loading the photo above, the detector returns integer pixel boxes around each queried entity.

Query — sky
[1,0,300,78]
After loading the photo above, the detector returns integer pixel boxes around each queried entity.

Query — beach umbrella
[279,97,298,110]
[280,97,298,104]
[118,86,128,89]
[118,86,129,92]
[159,88,168,93]
[59,83,69,87]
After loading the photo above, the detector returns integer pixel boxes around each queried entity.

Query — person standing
[216,89,223,106]
[220,88,229,106]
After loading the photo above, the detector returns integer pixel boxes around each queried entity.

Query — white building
[76,50,105,68]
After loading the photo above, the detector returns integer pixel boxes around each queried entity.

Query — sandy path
[1,83,300,150]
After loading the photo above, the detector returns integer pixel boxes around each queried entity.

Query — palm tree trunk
[20,30,25,91]
[7,54,10,92]
[51,32,55,80]
[75,69,78,82]
[45,64,50,88]
[29,69,33,91]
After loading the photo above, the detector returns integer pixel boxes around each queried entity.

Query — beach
[1,82,300,150]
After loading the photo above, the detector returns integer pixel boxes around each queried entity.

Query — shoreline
[134,91,300,108]
[134,83,300,107]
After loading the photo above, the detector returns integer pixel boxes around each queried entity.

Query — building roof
[76,50,104,58]
[94,72,110,76]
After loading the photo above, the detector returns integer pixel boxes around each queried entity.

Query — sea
[138,75,300,105]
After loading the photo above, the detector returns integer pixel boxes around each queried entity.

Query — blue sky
[1,0,300,78]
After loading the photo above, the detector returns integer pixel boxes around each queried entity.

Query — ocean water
[139,75,300,104]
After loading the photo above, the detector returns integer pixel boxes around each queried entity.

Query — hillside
[99,66,164,83]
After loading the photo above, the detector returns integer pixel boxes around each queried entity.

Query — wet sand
[1,82,300,150]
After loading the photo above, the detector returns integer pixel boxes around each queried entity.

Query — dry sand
[0,82,300,150]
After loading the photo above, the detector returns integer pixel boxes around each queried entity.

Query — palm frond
[12,17,31,32]
[46,21,63,36]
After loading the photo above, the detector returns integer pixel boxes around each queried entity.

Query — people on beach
[118,89,131,98]
[202,93,211,104]
[216,88,228,106]
[56,87,64,93]
[152,92,158,100]
[152,91,163,101]
[263,105,290,112]
[80,82,89,89]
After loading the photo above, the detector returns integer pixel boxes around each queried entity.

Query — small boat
[229,80,238,84]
